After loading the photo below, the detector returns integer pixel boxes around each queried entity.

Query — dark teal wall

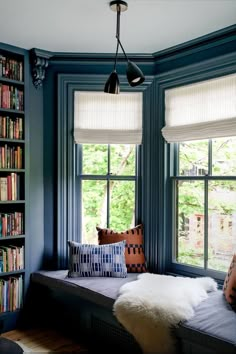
[42,24,236,270]
[28,71,44,273]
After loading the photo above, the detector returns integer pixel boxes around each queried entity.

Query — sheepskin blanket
[113,273,217,354]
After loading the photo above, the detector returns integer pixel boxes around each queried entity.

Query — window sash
[77,144,139,234]
[167,138,236,281]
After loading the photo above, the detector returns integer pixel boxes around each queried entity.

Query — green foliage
[110,181,135,231]
[82,144,108,175]
[110,145,135,176]
[82,180,106,243]
[179,140,208,176]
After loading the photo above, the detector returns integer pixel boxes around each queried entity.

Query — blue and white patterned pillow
[68,240,127,278]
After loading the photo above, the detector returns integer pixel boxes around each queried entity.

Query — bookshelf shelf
[0,200,25,204]
[0,235,25,241]
[0,169,25,172]
[0,269,25,276]
[0,48,26,322]
[0,77,24,86]
[0,308,20,317]
[0,108,24,115]
[0,139,25,144]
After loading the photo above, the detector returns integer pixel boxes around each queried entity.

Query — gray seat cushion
[31,270,138,309]
[176,290,236,353]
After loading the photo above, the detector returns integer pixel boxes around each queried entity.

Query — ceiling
[0,0,235,54]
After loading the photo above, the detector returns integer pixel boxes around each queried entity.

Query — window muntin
[174,137,236,274]
[79,144,137,244]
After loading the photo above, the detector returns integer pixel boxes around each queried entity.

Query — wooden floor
[1,327,89,353]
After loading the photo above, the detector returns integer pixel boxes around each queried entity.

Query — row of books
[0,145,23,169]
[0,275,23,312]
[0,56,23,82]
[0,245,24,272]
[0,116,23,140]
[0,212,23,237]
[0,84,24,111]
[0,173,20,201]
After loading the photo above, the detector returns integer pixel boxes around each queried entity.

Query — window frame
[76,143,141,242]
[162,61,236,283]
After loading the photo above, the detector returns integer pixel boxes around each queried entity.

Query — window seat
[28,270,236,354]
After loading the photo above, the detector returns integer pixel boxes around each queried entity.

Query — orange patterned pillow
[97,224,147,273]
[223,254,236,310]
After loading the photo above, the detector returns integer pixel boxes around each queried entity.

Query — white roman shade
[162,73,236,143]
[74,91,143,144]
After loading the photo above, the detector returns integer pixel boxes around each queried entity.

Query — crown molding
[29,24,236,86]
[152,24,236,65]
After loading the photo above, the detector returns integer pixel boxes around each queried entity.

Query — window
[78,144,137,244]
[162,73,236,278]
[173,137,236,274]
[74,91,143,245]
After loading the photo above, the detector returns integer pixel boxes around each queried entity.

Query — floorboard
[1,327,89,353]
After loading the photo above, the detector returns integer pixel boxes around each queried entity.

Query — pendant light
[104,0,145,94]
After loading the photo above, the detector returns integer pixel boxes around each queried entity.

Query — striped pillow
[68,240,127,278]
[97,224,147,273]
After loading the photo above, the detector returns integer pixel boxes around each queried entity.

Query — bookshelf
[0,47,26,330]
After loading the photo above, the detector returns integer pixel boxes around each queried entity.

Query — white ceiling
[0,0,235,54]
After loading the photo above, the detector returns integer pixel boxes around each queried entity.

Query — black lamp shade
[104,71,120,94]
[126,61,145,87]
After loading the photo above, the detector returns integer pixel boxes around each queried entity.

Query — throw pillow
[97,224,147,273]
[223,253,236,310]
[67,240,127,278]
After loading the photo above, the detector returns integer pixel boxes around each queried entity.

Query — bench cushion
[177,290,236,353]
[31,270,138,309]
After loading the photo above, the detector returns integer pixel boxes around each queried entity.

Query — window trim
[57,74,153,269]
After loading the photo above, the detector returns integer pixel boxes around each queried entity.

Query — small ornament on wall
[30,48,52,89]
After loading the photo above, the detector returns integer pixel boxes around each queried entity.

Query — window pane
[176,180,204,267]
[212,137,236,176]
[208,180,236,272]
[109,181,135,231]
[179,140,208,176]
[82,144,108,175]
[110,144,135,176]
[82,180,107,244]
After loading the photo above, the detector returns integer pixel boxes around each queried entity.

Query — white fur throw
[113,273,217,354]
